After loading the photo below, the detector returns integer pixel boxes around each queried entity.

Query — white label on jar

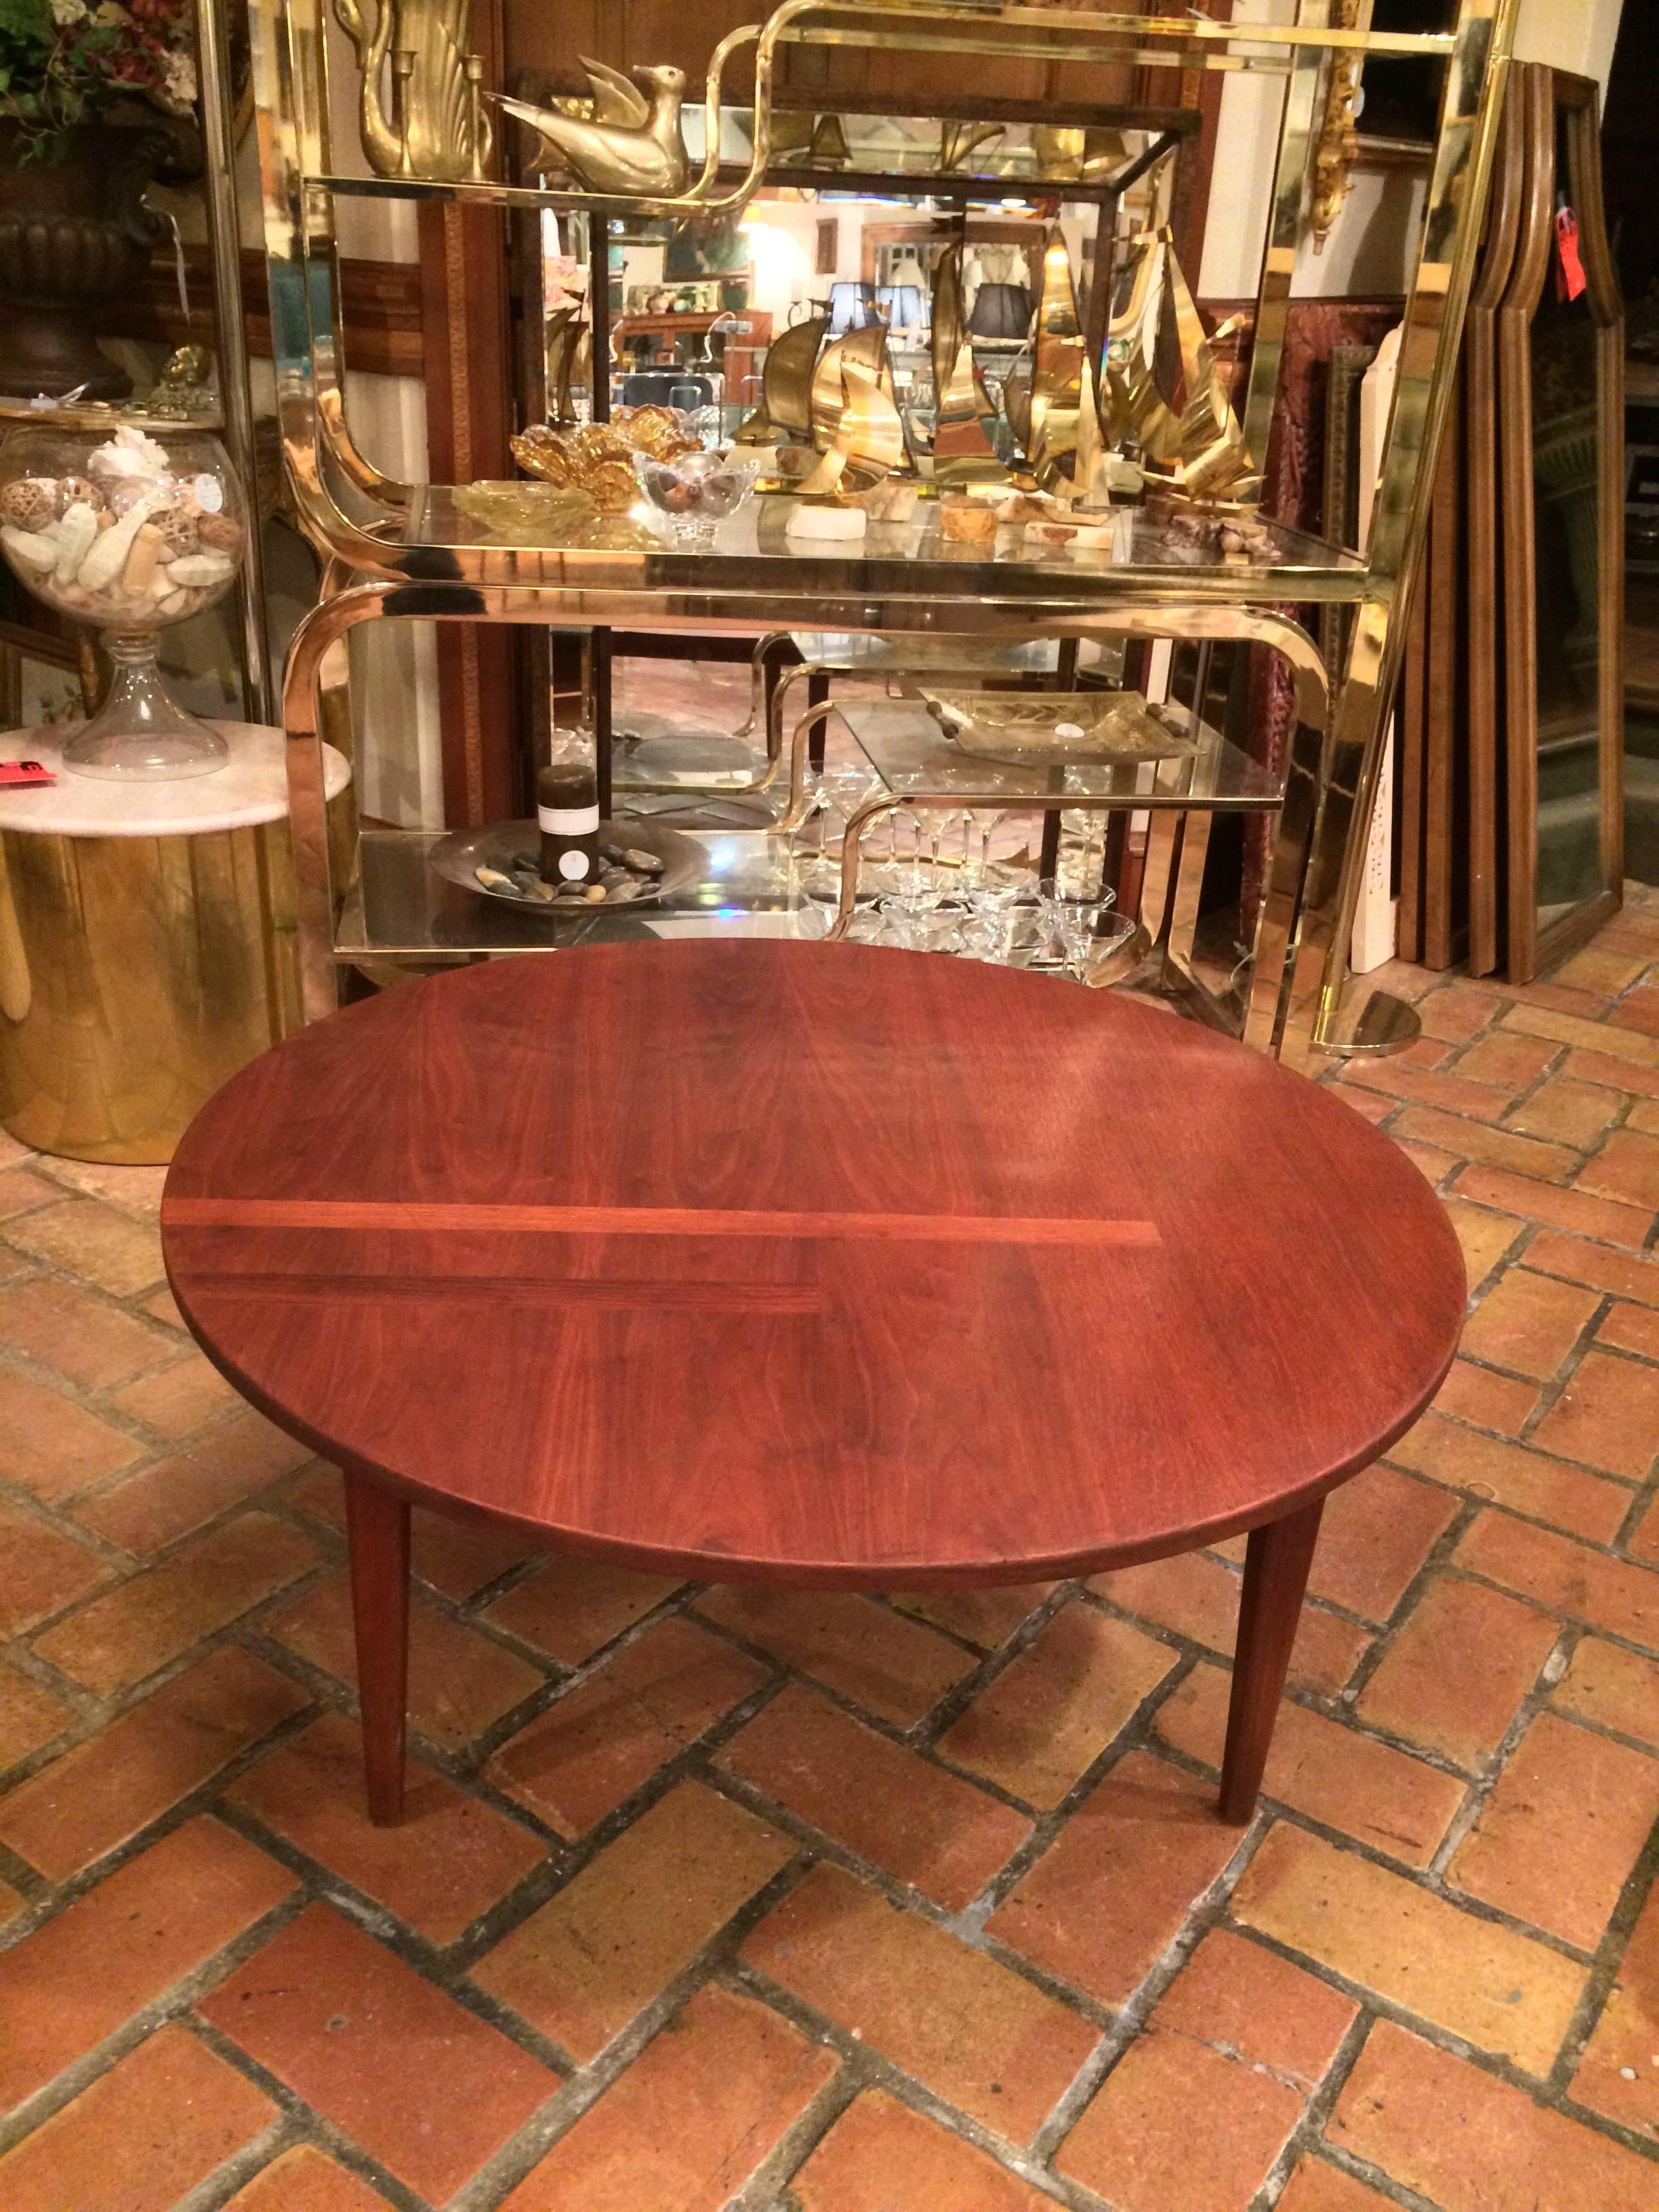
[1054,720,1085,739]
[193,474,224,513]
[557,850,592,880]
[537,802,599,836]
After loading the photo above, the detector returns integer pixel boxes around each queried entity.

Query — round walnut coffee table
[161,941,1464,1827]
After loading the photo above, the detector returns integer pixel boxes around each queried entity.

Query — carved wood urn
[0,121,171,402]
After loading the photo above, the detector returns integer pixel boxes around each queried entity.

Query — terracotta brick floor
[5,899,1659,2209]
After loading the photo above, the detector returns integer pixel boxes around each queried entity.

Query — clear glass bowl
[632,449,758,545]
[0,422,247,779]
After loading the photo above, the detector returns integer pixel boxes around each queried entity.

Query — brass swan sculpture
[490,60,690,197]
[332,0,489,181]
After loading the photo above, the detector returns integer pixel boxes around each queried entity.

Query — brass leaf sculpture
[333,0,490,182]
[491,58,689,197]
[510,413,697,513]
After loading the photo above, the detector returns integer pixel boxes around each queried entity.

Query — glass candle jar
[0,421,247,780]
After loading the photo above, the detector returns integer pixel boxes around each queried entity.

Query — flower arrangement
[0,0,197,155]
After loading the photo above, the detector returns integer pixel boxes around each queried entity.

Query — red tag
[1555,207,1586,301]
[0,760,54,787]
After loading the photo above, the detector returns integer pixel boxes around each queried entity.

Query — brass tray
[920,688,1199,766]
[428,817,702,909]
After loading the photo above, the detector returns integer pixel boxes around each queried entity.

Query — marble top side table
[0,722,351,1164]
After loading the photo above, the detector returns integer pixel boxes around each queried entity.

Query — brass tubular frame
[1240,4,1332,477]
[1283,0,1515,1057]
[775,660,1065,830]
[196,0,274,724]
[254,0,1521,1057]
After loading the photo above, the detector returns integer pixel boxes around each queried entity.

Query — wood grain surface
[161,943,1465,1589]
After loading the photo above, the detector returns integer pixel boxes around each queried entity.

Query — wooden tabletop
[161,942,1465,1588]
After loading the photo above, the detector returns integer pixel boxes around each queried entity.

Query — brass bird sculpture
[489,60,690,197]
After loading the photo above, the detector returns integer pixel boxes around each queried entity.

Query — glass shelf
[340,687,1277,962]
[839,697,1283,809]
[402,489,1368,605]
[342,827,821,960]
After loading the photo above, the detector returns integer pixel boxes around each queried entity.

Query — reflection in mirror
[1500,67,1624,982]
[1530,106,1605,933]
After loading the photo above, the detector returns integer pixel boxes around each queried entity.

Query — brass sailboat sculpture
[801,320,907,493]
[796,359,905,497]
[735,313,829,445]
[809,322,890,450]
[1105,227,1258,507]
[544,306,590,426]
[1019,228,1113,504]
[928,243,1008,489]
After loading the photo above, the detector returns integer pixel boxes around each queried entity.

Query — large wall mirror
[1500,66,1625,981]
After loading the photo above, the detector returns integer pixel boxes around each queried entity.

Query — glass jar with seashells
[0,422,247,779]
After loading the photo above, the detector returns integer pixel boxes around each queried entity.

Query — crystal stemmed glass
[1040,890,1139,983]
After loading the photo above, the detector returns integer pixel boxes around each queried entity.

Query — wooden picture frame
[1463,61,1526,977]
[0,618,90,733]
[1498,66,1625,982]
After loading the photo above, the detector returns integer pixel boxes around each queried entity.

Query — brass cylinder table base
[0,723,352,1164]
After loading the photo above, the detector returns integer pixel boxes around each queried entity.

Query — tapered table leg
[1219,1496,1324,1824]
[344,1471,411,1826]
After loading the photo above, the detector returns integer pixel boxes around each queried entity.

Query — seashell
[196,511,243,556]
[0,479,58,532]
[0,523,58,571]
[150,506,200,558]
[77,495,157,591]
[89,424,171,479]
[104,480,144,517]
[122,523,164,596]
[163,552,234,588]
[54,502,100,585]
[192,472,224,513]
[158,588,190,615]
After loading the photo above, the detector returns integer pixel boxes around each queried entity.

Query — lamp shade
[828,281,880,334]
[877,283,926,329]
[966,283,1034,340]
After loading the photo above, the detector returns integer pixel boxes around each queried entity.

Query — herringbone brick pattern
[3,899,1659,2209]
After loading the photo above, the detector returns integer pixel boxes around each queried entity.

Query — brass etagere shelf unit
[250,0,1520,1061]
